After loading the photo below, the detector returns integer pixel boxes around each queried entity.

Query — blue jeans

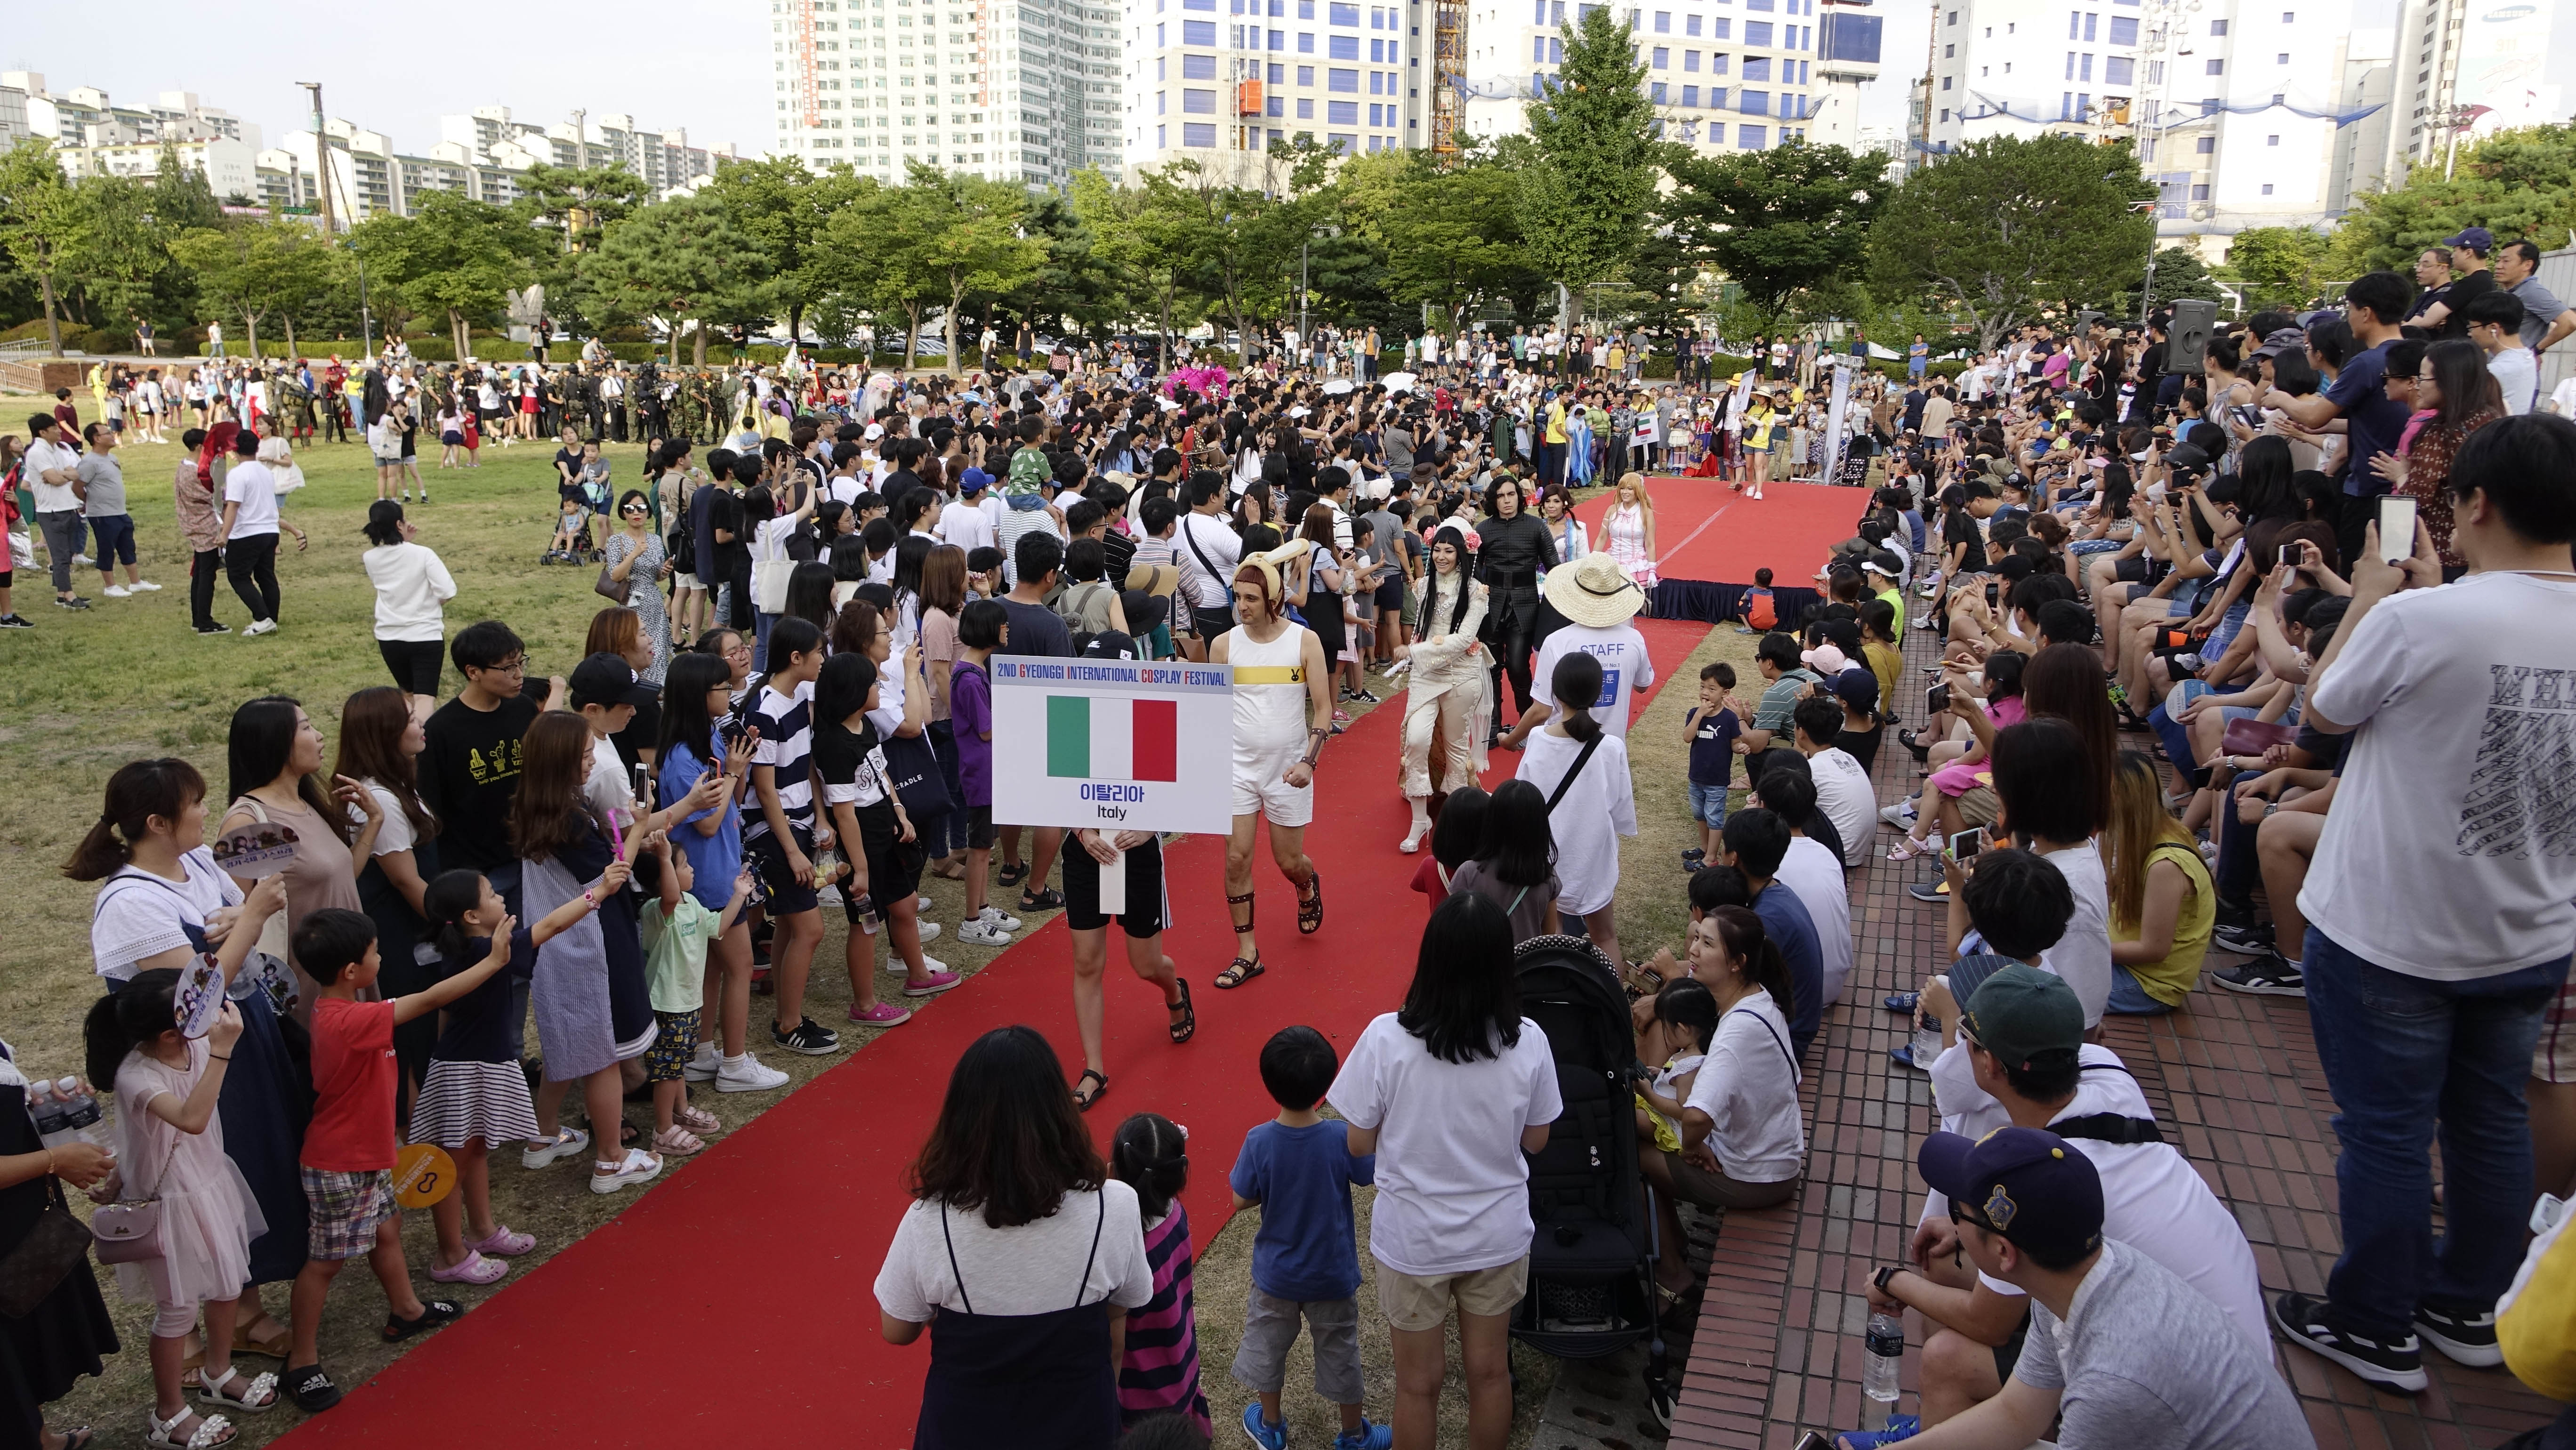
[2105,964,2174,1015]
[1687,781,1728,830]
[2303,927,2570,1337]
[2150,680,2240,773]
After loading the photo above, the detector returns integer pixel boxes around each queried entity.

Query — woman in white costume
[1396,523,1490,853]
[1210,540,1336,991]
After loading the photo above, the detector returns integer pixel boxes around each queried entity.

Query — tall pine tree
[1515,5,1662,328]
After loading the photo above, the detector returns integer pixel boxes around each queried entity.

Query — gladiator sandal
[1216,892,1264,989]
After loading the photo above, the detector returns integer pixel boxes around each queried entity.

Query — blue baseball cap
[959,467,993,493]
[1918,1125,2104,1263]
[2444,226,2495,252]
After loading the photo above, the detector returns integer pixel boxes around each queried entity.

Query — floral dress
[604,528,671,683]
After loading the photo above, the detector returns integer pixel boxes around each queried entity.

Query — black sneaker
[283,1363,344,1412]
[2413,1296,2504,1367]
[1907,877,1949,903]
[193,622,230,636]
[2211,920,2277,956]
[2271,1290,2427,1393]
[55,595,90,610]
[773,1017,840,1055]
[0,614,31,629]
[2214,953,2304,997]
[1352,688,1382,704]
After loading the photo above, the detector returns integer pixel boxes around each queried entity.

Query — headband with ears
[1232,538,1313,617]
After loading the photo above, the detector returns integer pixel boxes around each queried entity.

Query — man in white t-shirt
[1505,555,1656,748]
[2263,414,2576,1396]
[215,431,300,635]
[1870,963,2267,1440]
[22,413,89,609]
[1174,475,1243,650]
[935,469,999,553]
[1791,696,1875,868]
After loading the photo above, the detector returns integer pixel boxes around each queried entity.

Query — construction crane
[1429,0,1468,162]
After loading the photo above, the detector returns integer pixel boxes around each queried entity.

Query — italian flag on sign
[1046,695,1179,781]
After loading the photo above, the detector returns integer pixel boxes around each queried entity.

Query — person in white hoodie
[361,499,458,722]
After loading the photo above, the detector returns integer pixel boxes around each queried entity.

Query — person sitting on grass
[1842,1124,2309,1450]
[1232,1025,1393,1450]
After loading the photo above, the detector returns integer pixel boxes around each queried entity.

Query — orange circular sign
[393,1144,458,1209]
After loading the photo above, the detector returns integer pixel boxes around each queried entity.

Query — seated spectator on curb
[1792,695,1875,867]
[1671,906,1805,1214]
[2101,750,2214,1015]
[1714,810,1824,1059]
[1957,719,2112,1029]
[1751,769,1853,1011]
[1840,1125,2312,1450]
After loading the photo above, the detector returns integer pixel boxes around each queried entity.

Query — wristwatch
[1874,1264,1906,1296]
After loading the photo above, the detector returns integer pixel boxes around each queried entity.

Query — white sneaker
[914,895,934,914]
[959,918,1014,947]
[242,618,278,636]
[683,1043,722,1083]
[977,905,1024,933]
[714,1055,790,1093]
[588,1148,663,1195]
[129,580,162,592]
[103,585,131,598]
[915,921,940,944]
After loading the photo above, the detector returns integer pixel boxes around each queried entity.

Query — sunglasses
[1947,1197,1994,1234]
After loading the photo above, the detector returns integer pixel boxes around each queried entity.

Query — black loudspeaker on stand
[2169,299,2218,375]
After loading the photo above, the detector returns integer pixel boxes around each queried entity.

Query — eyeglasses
[476,658,528,676]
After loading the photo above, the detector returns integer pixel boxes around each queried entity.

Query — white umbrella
[1323,378,1354,396]
[1383,371,1419,394]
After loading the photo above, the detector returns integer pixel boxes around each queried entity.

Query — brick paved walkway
[1666,624,2560,1450]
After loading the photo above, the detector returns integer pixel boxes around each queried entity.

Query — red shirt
[303,999,399,1171]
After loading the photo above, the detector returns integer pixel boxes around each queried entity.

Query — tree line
[3,15,2569,368]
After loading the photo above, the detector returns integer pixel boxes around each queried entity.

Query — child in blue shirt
[1682,661,1743,870]
[1229,1027,1391,1450]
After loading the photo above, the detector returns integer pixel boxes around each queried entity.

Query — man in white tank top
[1209,541,1336,992]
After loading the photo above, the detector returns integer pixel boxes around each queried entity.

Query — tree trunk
[1159,283,1174,372]
[244,311,262,357]
[692,322,707,366]
[945,284,967,377]
[282,313,298,359]
[904,304,922,372]
[38,270,62,355]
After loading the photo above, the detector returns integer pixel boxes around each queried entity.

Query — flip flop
[1167,979,1196,1044]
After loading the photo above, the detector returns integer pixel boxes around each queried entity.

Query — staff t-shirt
[305,998,399,1171]
[2300,572,2576,977]
[1529,622,1656,738]
[1327,1012,1563,1277]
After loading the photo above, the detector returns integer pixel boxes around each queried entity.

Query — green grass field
[0,408,1700,1443]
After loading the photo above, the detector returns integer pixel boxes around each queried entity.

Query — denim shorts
[1687,781,1729,829]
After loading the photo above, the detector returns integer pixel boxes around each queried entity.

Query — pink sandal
[1886,836,1932,862]
[674,1104,720,1135]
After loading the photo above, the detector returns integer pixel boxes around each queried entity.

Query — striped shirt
[1117,1205,1211,1436]
[746,681,816,841]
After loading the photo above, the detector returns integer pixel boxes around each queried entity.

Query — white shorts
[1232,741,1313,828]
[671,572,701,591]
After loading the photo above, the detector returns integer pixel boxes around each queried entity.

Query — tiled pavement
[1663,623,2562,1450]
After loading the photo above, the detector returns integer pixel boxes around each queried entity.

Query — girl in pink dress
[1602,472,1659,590]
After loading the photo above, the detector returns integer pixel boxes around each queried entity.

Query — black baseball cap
[1919,1125,2104,1264]
[568,652,637,709]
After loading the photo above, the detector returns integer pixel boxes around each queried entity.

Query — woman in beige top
[217,696,383,1021]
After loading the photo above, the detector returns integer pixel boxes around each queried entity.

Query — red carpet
[281,620,1710,1450]
[1574,478,1858,588]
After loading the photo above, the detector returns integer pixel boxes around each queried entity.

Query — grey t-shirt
[1446,860,1560,945]
[2015,1240,2313,1450]
[76,451,127,518]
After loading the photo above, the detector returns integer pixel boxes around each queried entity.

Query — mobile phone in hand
[1928,683,1952,716]
[2378,494,2416,564]
[1949,827,1985,861]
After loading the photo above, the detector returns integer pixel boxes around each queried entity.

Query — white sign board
[990,654,1236,834]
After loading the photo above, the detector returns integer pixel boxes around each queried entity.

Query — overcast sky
[8,0,2559,168]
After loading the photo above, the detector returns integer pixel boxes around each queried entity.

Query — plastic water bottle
[53,1078,110,1149]
[1861,1312,1905,1430]
[29,1084,77,1150]
[1908,975,1947,1067]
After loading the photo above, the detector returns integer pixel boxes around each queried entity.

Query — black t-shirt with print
[420,694,544,872]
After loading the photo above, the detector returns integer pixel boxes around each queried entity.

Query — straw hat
[1543,553,1646,629]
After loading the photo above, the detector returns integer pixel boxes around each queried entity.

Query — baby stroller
[1509,934,1674,1426]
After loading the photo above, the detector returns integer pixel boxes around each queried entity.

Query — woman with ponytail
[1513,650,1637,966]
[70,758,304,1351]
[1672,906,1804,1212]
